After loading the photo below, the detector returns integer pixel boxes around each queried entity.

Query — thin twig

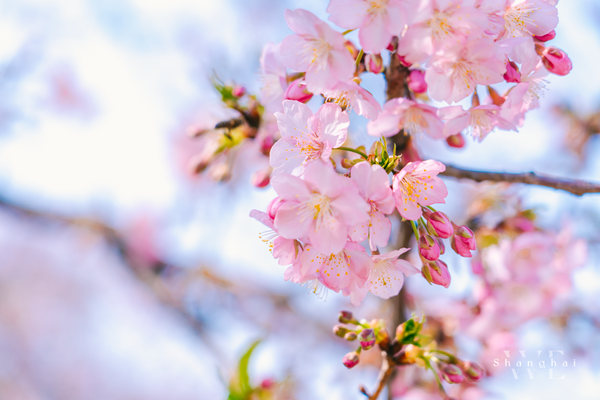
[367,355,396,400]
[441,165,600,196]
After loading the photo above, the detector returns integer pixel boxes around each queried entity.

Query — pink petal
[309,212,348,255]
[284,8,320,36]
[274,202,313,239]
[327,0,369,29]
[315,103,349,148]
[369,211,392,250]
[367,109,401,137]
[271,174,312,201]
[273,237,300,266]
[280,34,311,72]
[443,113,470,137]
[359,14,392,53]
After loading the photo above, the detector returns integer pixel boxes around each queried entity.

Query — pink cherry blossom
[259,42,288,112]
[392,160,448,221]
[327,0,407,53]
[348,162,395,250]
[397,0,489,64]
[249,209,301,266]
[271,160,370,255]
[438,104,516,141]
[367,98,445,139]
[270,100,349,176]
[297,241,372,293]
[366,249,420,299]
[481,0,558,40]
[280,9,355,93]
[500,60,549,126]
[426,39,505,103]
[322,79,382,121]
[283,78,313,103]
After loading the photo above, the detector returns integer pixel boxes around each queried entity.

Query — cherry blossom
[259,42,288,112]
[327,0,407,53]
[392,160,448,221]
[348,162,395,250]
[367,98,445,139]
[270,100,349,176]
[322,79,382,121]
[280,9,355,93]
[367,249,420,299]
[438,104,516,140]
[271,160,370,255]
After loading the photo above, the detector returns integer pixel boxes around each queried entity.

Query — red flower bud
[419,234,441,261]
[446,133,466,148]
[425,211,454,239]
[407,70,427,93]
[232,85,246,98]
[339,310,356,324]
[397,54,412,67]
[251,168,271,188]
[422,259,451,288]
[542,47,572,76]
[359,328,376,350]
[342,351,360,368]
[503,60,521,83]
[450,226,476,258]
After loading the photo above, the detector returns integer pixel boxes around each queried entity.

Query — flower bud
[333,325,350,338]
[359,328,376,350]
[397,54,412,67]
[503,61,521,83]
[425,211,454,239]
[386,42,395,52]
[418,234,440,261]
[232,85,246,98]
[267,197,284,219]
[450,225,476,258]
[365,53,384,74]
[459,361,484,382]
[261,378,276,389]
[251,168,271,188]
[446,133,465,148]
[284,79,313,103]
[344,40,359,59]
[422,259,451,288]
[442,364,464,384]
[436,236,445,255]
[339,310,357,324]
[344,331,358,341]
[487,85,506,106]
[342,351,360,369]
[407,70,427,93]
[542,47,573,76]
[534,30,556,42]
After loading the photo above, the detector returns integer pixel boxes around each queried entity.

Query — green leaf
[238,340,261,395]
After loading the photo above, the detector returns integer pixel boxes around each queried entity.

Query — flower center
[503,3,538,37]
[403,106,429,136]
[469,109,496,138]
[368,0,388,16]
[429,11,454,39]
[302,37,332,71]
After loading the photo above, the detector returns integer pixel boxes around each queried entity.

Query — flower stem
[410,220,420,239]
[355,49,364,69]
[342,29,356,35]
[336,146,369,160]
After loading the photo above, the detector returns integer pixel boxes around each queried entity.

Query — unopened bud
[407,70,427,93]
[442,364,464,384]
[232,85,246,98]
[534,30,556,42]
[471,92,480,107]
[284,79,313,103]
[422,259,451,288]
[344,40,359,59]
[446,133,465,148]
[341,158,354,169]
[365,53,384,74]
[359,328,376,350]
[503,61,521,83]
[418,234,441,261]
[261,378,276,389]
[266,197,284,219]
[342,351,360,369]
[251,168,271,188]
[339,310,357,324]
[460,361,484,382]
[333,325,350,338]
[386,42,395,52]
[344,332,358,341]
[542,47,573,76]
[450,226,476,258]
[425,211,454,239]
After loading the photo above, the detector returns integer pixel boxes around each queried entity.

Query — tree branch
[441,165,600,196]
[365,355,396,400]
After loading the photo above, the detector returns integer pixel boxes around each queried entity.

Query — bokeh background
[0,0,600,399]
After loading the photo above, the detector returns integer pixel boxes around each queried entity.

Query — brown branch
[441,165,600,196]
[365,354,396,400]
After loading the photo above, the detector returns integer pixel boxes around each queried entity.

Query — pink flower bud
[232,85,246,97]
[419,234,440,261]
[342,351,360,369]
[422,259,451,288]
[252,168,271,188]
[436,236,445,255]
[425,211,454,239]
[460,361,484,382]
[446,133,465,148]
[359,328,376,350]
[267,197,284,219]
[503,60,521,83]
[442,364,464,384]
[261,378,276,389]
[284,79,313,103]
[542,47,573,76]
[397,54,412,67]
[450,226,476,258]
[534,30,556,42]
[407,70,427,93]
[386,42,394,52]
[339,310,356,324]
[344,331,358,341]
[365,53,384,74]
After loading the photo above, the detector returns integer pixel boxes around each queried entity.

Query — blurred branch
[442,165,600,196]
